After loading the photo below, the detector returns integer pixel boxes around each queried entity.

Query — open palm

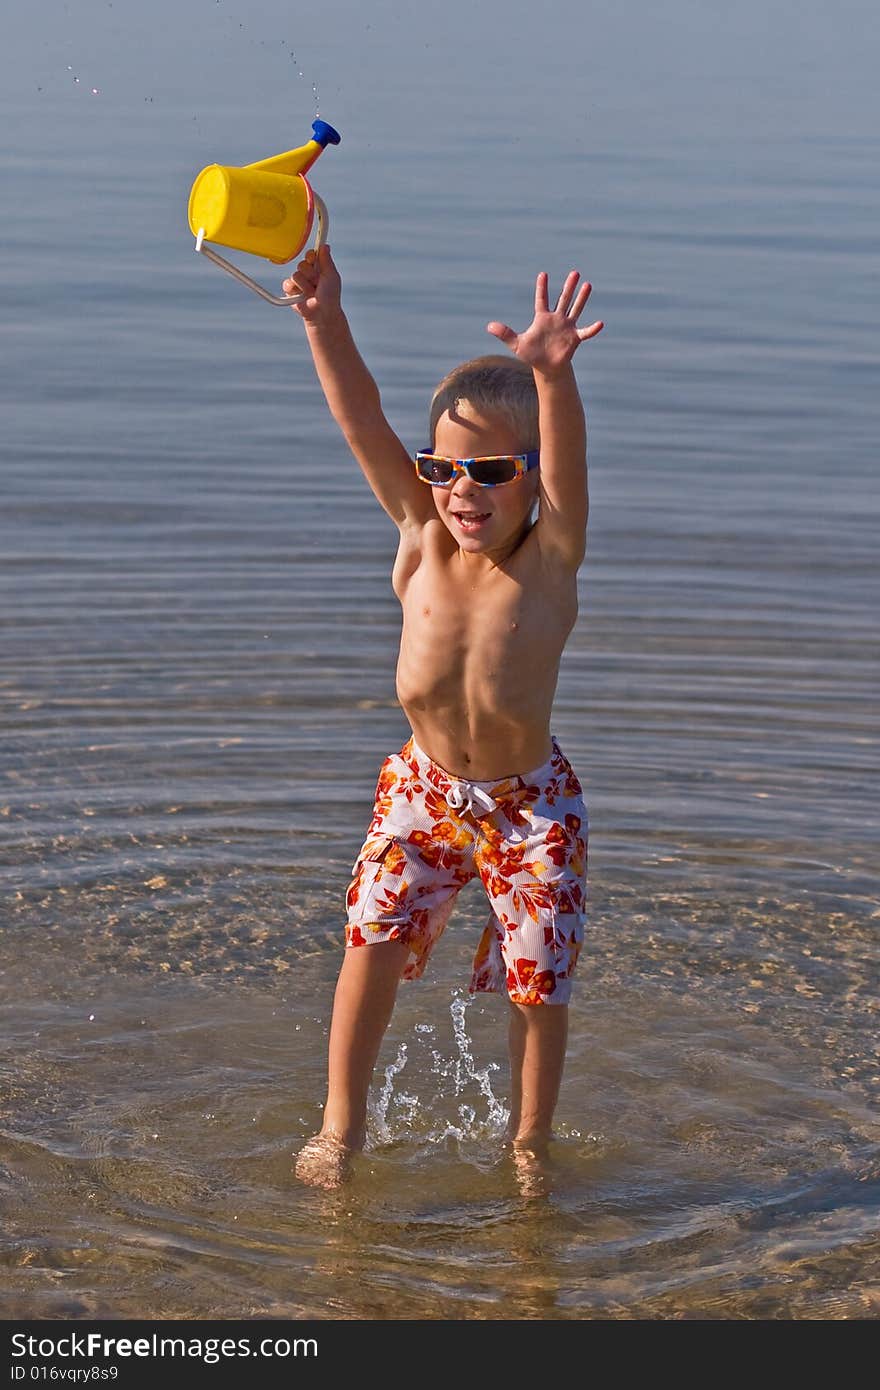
[487,270,603,374]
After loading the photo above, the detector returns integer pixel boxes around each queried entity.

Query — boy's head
[427,356,540,554]
[429,355,539,452]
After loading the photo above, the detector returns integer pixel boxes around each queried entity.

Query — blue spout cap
[312,120,341,147]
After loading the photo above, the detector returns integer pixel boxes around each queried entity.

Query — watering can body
[188,120,340,305]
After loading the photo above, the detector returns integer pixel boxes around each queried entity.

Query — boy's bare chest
[395,544,577,672]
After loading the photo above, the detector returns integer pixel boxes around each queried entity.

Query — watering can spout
[247,119,341,178]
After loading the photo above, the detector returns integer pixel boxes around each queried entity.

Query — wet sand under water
[2,859,878,1320]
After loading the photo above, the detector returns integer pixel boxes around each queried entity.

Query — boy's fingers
[289,263,316,288]
[555,270,581,315]
[534,272,549,314]
[576,320,604,341]
[569,281,592,318]
[486,321,518,348]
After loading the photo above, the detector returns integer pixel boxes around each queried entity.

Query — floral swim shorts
[345,736,588,1005]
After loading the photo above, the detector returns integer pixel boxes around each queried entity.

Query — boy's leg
[320,937,410,1147]
[506,1002,569,1151]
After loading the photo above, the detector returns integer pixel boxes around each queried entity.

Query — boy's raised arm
[487,270,603,568]
[285,245,433,530]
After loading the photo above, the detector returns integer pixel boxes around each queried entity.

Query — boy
[285,244,603,1188]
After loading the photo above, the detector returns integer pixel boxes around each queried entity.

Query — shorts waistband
[406,736,564,797]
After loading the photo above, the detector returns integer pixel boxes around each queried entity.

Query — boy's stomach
[396,669,558,781]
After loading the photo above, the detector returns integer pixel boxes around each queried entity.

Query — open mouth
[452,511,491,531]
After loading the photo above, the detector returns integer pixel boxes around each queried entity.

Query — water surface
[1,0,878,1320]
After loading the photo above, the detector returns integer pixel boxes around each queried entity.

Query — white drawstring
[445,781,498,816]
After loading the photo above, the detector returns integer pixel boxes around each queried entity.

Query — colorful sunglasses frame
[414,448,540,487]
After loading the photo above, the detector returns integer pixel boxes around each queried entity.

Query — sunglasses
[414,448,540,488]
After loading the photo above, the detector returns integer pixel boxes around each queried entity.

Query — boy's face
[431,403,540,555]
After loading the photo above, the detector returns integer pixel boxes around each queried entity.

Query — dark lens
[417,455,455,485]
[469,456,517,486]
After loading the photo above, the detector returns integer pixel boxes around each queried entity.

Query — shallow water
[2,0,879,1320]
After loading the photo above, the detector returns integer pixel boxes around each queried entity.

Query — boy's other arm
[487,270,603,569]
[285,246,434,531]
[533,364,588,568]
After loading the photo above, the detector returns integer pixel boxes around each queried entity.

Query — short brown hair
[428,355,538,450]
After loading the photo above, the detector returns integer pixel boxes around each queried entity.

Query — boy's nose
[451,476,482,499]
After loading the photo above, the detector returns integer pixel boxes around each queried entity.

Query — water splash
[288,50,320,116]
[65,63,100,96]
[366,993,509,1154]
[369,1041,410,1145]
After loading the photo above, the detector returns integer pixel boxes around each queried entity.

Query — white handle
[194,193,328,308]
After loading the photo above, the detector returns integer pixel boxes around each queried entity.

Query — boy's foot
[293,1132,356,1189]
[508,1141,552,1200]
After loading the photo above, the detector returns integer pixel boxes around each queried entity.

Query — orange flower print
[475,839,507,870]
[532,969,557,995]
[376,765,399,795]
[514,957,532,985]
[471,924,494,972]
[346,736,587,1006]
[398,775,425,804]
[509,880,555,923]
[407,829,445,868]
[382,842,408,877]
[508,957,557,1002]
[371,881,409,916]
[479,869,514,901]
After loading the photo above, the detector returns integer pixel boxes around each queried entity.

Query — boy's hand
[487,271,603,377]
[282,243,343,324]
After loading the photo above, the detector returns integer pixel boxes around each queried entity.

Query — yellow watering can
[188,119,341,307]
